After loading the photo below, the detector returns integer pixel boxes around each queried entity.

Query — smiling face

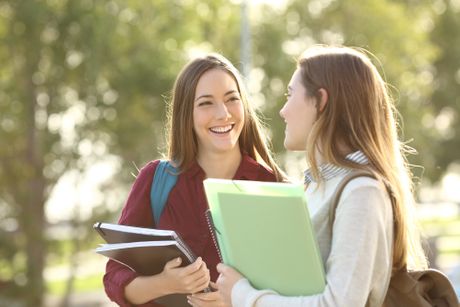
[193,68,244,156]
[279,68,319,151]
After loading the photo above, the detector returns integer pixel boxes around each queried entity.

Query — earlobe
[318,88,328,112]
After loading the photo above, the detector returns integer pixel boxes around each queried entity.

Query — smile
[209,124,234,134]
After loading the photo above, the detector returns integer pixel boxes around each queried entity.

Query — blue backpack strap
[150,160,178,226]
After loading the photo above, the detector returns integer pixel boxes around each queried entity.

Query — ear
[317,88,328,113]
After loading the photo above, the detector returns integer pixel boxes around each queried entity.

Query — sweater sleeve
[102,161,159,307]
[231,181,393,307]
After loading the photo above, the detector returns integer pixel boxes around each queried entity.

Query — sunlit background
[1,0,460,306]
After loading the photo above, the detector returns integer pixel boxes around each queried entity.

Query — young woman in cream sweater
[189,46,427,307]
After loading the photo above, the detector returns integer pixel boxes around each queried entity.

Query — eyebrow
[287,86,293,91]
[194,90,239,102]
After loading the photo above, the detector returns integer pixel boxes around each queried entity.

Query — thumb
[209,281,218,290]
[216,263,227,274]
[164,257,182,270]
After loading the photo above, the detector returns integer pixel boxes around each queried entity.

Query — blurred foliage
[0,0,459,306]
[0,0,241,305]
[428,0,460,180]
[252,0,441,186]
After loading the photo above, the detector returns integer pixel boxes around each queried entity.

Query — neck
[309,146,325,165]
[197,148,242,179]
[310,141,352,165]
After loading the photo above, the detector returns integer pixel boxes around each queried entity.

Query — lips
[209,124,234,134]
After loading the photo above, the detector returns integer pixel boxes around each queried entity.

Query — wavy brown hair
[298,46,427,271]
[166,53,284,181]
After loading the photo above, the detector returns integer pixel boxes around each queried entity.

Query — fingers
[184,258,209,280]
[183,279,208,294]
[164,257,182,270]
[216,263,228,274]
[188,291,226,307]
[184,265,210,293]
[189,290,220,301]
[166,257,205,277]
[190,272,211,293]
[209,281,218,290]
[170,259,209,294]
[181,257,204,275]
[163,257,211,295]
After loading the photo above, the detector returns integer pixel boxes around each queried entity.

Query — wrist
[157,271,177,296]
[125,273,175,304]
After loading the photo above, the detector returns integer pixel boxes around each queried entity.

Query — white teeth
[209,125,233,134]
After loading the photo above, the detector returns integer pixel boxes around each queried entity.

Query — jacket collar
[304,150,369,184]
[185,152,262,180]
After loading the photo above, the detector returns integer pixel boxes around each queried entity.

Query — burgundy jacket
[103,154,277,306]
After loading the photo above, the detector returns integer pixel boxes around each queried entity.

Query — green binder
[203,179,326,296]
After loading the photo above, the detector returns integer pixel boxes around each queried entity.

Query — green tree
[427,0,460,181]
[251,0,438,185]
[0,0,243,305]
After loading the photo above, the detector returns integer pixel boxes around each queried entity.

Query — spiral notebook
[203,179,326,296]
[93,222,200,307]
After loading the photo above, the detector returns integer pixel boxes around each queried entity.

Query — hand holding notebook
[203,179,326,296]
[94,222,196,276]
[93,222,209,307]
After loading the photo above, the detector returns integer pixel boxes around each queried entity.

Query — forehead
[289,68,303,88]
[195,69,238,95]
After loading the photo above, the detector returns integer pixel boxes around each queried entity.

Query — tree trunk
[23,41,46,307]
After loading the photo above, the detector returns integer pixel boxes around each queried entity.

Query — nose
[216,102,230,119]
[279,103,286,119]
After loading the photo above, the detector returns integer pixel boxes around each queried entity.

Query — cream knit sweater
[231,174,393,307]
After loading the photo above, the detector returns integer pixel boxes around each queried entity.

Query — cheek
[230,103,245,122]
[285,99,304,122]
[193,109,207,129]
[300,97,316,118]
[238,105,245,122]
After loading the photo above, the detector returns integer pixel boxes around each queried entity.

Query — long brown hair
[298,45,427,271]
[166,53,284,181]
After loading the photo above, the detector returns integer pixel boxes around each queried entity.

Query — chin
[284,141,304,152]
[214,143,239,153]
[283,142,294,151]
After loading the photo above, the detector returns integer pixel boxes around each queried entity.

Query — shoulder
[135,160,162,182]
[340,175,387,199]
[320,170,386,196]
[334,173,392,219]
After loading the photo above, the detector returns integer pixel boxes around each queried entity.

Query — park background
[1,0,460,306]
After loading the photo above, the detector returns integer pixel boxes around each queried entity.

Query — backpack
[330,170,459,307]
[150,160,178,226]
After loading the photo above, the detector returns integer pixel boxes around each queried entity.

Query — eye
[197,101,212,107]
[227,96,241,102]
[284,92,291,98]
